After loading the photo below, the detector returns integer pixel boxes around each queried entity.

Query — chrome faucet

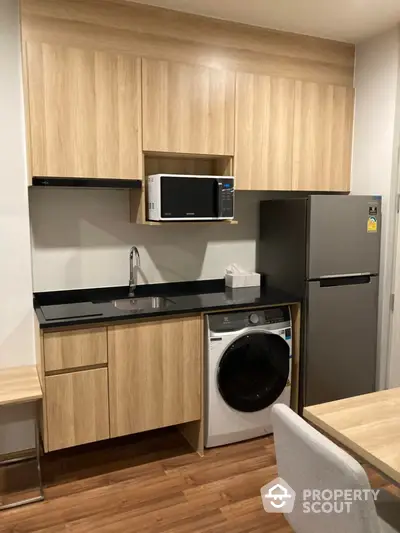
[128,246,141,297]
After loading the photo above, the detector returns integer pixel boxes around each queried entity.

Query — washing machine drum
[217,331,290,413]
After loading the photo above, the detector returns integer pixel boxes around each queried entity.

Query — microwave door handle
[215,180,223,218]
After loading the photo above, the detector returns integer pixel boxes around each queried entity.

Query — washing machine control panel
[208,306,291,333]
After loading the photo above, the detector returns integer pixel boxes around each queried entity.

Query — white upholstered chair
[271,404,400,533]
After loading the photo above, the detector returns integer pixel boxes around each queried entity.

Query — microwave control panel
[217,178,235,217]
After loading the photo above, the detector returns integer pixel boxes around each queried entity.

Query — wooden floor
[0,428,395,532]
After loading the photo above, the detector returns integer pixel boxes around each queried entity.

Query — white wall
[0,0,36,452]
[30,189,265,291]
[352,26,400,389]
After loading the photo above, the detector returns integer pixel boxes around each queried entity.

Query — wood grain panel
[144,156,214,176]
[34,314,48,451]
[235,72,294,190]
[0,367,42,407]
[142,58,235,155]
[21,42,33,185]
[34,315,44,390]
[21,0,355,86]
[214,157,233,176]
[45,368,110,451]
[304,388,400,484]
[330,84,354,189]
[108,316,202,437]
[292,81,354,191]
[179,317,204,456]
[43,327,107,372]
[144,155,233,178]
[25,42,141,178]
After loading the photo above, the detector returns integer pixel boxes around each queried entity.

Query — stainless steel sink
[113,296,175,312]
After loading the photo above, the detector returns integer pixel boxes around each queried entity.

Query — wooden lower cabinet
[45,368,110,452]
[108,316,202,437]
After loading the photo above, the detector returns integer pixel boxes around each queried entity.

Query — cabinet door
[142,58,235,155]
[108,316,202,437]
[43,327,107,372]
[26,43,142,179]
[45,368,110,451]
[292,81,354,192]
[235,73,295,190]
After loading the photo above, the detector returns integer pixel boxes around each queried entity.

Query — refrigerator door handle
[319,274,372,288]
[317,272,373,279]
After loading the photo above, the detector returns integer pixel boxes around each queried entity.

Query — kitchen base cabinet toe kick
[39,316,203,453]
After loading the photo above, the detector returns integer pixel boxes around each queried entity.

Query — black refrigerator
[257,195,381,408]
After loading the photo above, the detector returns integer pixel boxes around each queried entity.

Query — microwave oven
[147,174,235,222]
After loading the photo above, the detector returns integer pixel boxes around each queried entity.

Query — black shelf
[31,177,143,189]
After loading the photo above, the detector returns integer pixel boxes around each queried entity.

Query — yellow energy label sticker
[368,216,377,233]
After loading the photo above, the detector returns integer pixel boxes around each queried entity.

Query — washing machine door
[217,331,290,413]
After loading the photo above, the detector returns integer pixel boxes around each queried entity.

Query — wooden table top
[304,388,400,485]
[0,366,42,406]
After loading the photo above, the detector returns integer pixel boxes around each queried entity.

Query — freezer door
[304,275,378,407]
[308,195,381,279]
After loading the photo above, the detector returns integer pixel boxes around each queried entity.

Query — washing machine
[205,306,292,448]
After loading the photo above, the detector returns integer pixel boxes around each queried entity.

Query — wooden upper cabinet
[25,42,142,179]
[108,316,202,438]
[292,81,354,192]
[235,72,295,191]
[142,58,235,155]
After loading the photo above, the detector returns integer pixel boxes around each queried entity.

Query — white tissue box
[225,272,261,288]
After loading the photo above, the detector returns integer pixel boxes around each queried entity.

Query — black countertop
[34,279,300,329]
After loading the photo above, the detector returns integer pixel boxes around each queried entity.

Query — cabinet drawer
[45,368,110,451]
[43,327,107,372]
